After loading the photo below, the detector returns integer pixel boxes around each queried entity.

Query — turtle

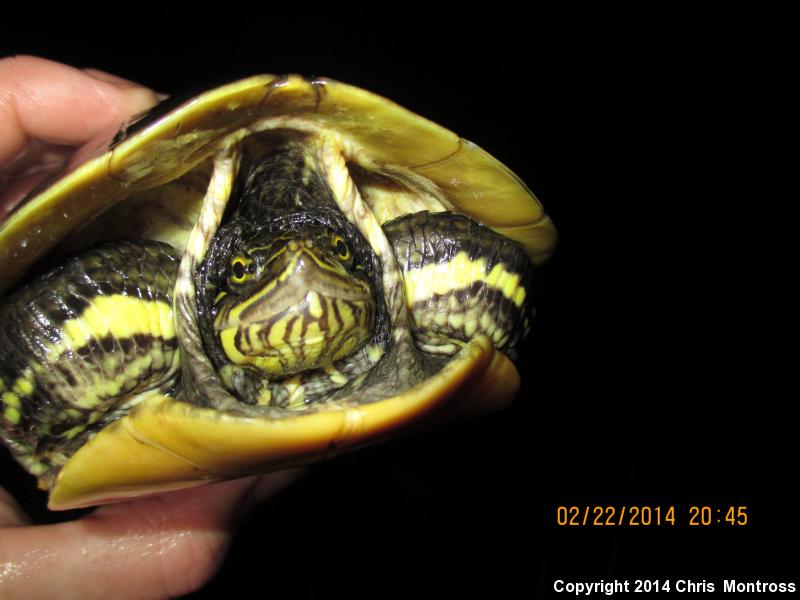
[0,75,557,510]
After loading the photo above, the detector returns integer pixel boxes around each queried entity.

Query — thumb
[0,470,299,599]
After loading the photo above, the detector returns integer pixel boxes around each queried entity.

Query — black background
[1,9,795,598]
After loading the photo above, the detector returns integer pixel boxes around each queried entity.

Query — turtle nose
[284,239,309,252]
[289,241,349,277]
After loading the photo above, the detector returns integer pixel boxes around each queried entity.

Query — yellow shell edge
[48,336,519,510]
[0,74,556,293]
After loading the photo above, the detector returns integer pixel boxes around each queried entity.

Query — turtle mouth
[0,75,549,511]
[212,243,376,377]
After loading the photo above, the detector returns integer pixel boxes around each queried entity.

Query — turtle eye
[332,234,350,261]
[229,255,253,285]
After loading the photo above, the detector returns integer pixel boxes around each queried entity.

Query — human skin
[0,56,299,600]
[0,55,162,214]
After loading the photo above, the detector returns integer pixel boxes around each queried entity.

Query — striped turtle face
[212,224,376,378]
[0,75,555,509]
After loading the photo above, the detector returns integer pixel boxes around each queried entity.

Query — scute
[0,75,555,293]
[49,336,517,509]
[0,75,554,509]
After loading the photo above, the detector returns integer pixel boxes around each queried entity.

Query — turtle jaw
[213,243,376,378]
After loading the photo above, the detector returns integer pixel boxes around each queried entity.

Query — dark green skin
[0,241,180,477]
[384,211,534,359]
[194,142,390,406]
[0,141,536,481]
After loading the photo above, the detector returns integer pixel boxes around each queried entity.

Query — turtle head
[211,222,376,378]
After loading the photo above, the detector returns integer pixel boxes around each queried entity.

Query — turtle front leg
[0,241,181,487]
[383,211,535,359]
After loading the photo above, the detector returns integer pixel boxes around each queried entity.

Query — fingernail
[251,468,305,503]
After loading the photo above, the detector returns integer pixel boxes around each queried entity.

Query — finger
[82,68,169,102]
[0,55,160,167]
[81,68,148,89]
[0,140,76,217]
[0,470,298,600]
[0,170,51,218]
[0,487,31,527]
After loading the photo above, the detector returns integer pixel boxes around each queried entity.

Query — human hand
[0,56,300,599]
[0,473,298,599]
[0,55,160,216]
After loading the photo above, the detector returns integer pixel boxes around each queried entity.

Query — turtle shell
[0,75,556,509]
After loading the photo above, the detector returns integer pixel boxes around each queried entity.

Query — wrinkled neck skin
[194,139,397,410]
